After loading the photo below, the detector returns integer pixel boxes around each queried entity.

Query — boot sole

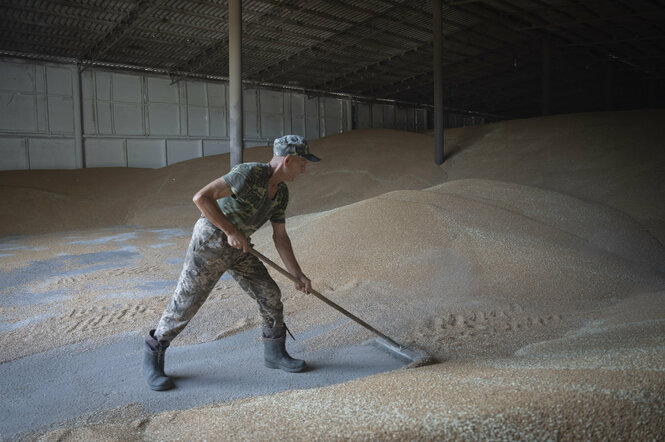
[264,361,306,373]
[147,381,175,391]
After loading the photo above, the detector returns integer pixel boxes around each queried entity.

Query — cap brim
[302,153,321,162]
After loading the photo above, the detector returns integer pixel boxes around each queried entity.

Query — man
[143,135,320,391]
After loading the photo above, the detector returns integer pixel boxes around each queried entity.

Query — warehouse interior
[1,1,664,440]
[2,0,663,170]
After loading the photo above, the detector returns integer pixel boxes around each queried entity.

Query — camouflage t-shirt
[217,162,289,237]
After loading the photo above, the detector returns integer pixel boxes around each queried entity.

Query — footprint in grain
[63,304,157,333]
[425,310,563,339]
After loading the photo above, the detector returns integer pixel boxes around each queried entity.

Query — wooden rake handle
[248,247,402,349]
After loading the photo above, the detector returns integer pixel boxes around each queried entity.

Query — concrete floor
[0,228,407,439]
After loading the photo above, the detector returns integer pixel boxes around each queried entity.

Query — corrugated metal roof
[0,0,662,117]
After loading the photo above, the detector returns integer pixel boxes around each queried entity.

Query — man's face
[284,156,307,181]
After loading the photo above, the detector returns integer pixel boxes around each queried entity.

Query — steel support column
[74,63,85,168]
[433,0,444,165]
[229,0,243,167]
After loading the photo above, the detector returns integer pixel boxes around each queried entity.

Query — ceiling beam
[80,0,169,68]
[249,0,429,83]
[305,3,519,93]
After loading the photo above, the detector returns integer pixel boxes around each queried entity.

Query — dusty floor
[1,109,664,440]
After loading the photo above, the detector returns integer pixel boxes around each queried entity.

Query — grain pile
[2,109,664,440]
[0,130,446,236]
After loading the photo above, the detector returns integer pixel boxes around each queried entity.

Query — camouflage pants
[154,216,283,343]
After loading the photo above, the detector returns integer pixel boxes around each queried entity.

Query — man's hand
[295,274,312,294]
[226,229,249,253]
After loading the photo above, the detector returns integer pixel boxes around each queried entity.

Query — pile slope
[2,110,664,440]
[0,130,445,236]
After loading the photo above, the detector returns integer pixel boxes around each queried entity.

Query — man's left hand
[295,275,312,294]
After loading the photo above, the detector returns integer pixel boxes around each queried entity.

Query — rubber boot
[262,325,306,373]
[143,329,175,391]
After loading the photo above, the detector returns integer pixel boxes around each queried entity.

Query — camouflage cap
[273,135,320,162]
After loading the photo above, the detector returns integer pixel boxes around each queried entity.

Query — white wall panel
[0,58,430,170]
[46,66,72,96]
[95,72,112,101]
[0,60,39,132]
[187,81,207,106]
[208,83,226,107]
[0,138,28,170]
[0,93,37,131]
[178,83,187,136]
[167,139,202,165]
[28,138,76,169]
[324,98,341,117]
[260,90,284,139]
[406,108,415,130]
[356,103,371,129]
[292,94,305,115]
[0,62,34,91]
[383,105,395,128]
[305,117,318,138]
[305,97,319,138]
[188,106,209,136]
[81,72,96,134]
[203,140,229,156]
[127,139,166,168]
[282,92,291,133]
[325,117,341,135]
[96,102,113,134]
[344,101,352,131]
[243,89,258,111]
[290,94,306,136]
[112,73,141,102]
[291,118,305,136]
[82,99,95,134]
[244,112,259,138]
[305,97,318,115]
[396,108,407,130]
[243,90,260,139]
[36,95,48,132]
[260,90,283,113]
[48,96,74,133]
[107,72,144,136]
[149,103,180,135]
[179,106,188,136]
[209,109,227,137]
[372,103,383,128]
[113,103,143,135]
[81,71,94,100]
[261,113,283,138]
[34,65,46,93]
[415,109,426,131]
[323,98,342,135]
[147,77,178,103]
[85,138,126,167]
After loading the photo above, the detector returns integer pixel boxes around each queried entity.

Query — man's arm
[272,222,311,294]
[192,177,248,252]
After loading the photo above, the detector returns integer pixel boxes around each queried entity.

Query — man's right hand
[226,229,249,253]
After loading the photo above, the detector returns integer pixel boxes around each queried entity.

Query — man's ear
[283,155,293,166]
